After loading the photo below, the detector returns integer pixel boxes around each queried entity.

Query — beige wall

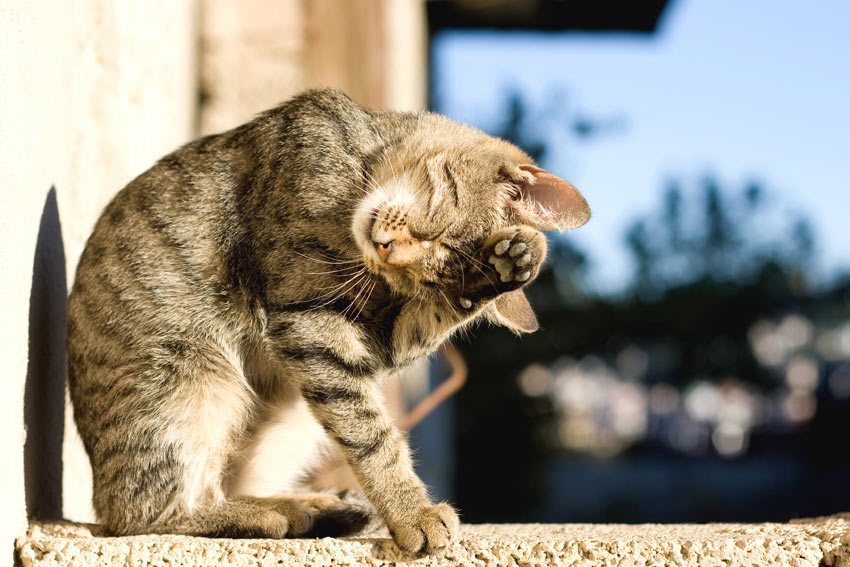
[2,0,426,555]
[200,0,426,134]
[1,0,199,541]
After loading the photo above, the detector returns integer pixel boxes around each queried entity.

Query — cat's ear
[508,164,590,231]
[488,290,539,334]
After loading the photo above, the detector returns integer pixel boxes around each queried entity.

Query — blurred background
[3,0,848,536]
[421,0,850,524]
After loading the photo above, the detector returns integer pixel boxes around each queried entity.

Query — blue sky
[433,0,850,293]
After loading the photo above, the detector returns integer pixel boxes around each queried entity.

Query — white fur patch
[155,344,256,515]
[229,397,330,497]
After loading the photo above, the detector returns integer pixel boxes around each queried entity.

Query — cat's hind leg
[80,341,312,539]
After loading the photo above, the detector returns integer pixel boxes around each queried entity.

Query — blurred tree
[498,91,547,163]
[450,90,850,523]
[624,175,816,296]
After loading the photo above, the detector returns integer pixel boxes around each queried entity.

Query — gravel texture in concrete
[17,515,850,567]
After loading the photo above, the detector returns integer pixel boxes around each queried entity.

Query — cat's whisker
[304,270,370,309]
[362,164,381,186]
[312,269,368,296]
[337,193,374,205]
[385,154,399,182]
[295,254,358,266]
[351,178,372,198]
[341,273,374,319]
[404,289,422,312]
[351,277,377,321]
[350,281,373,321]
[434,286,459,317]
[452,246,498,291]
[455,248,486,271]
[293,250,361,265]
[307,266,367,276]
[452,255,466,294]
[360,164,386,191]
[297,247,360,263]
[309,272,365,281]
[310,274,366,284]
[340,277,367,314]
[313,276,367,294]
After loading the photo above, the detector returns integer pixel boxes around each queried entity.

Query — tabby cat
[67,89,589,553]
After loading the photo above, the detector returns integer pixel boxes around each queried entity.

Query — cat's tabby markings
[67,89,589,553]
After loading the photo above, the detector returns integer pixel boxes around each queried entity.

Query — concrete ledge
[17,515,850,567]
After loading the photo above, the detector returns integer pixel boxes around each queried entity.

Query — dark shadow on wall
[24,187,66,520]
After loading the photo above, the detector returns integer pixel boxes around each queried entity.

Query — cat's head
[351,114,589,332]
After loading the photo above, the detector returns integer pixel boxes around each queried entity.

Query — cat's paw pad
[389,502,460,554]
[483,227,545,287]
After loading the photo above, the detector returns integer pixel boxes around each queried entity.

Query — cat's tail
[308,489,379,537]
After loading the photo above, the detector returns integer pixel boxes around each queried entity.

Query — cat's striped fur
[67,89,589,552]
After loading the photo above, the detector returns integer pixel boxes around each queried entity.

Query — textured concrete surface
[17,516,850,567]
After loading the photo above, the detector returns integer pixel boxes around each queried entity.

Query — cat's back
[69,132,240,317]
[66,127,259,411]
[66,89,372,400]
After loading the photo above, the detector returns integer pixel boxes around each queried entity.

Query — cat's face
[351,116,590,306]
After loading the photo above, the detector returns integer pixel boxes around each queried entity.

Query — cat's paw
[219,498,314,538]
[388,502,460,554]
[455,227,546,310]
[454,227,545,310]
[483,227,546,286]
[270,498,316,536]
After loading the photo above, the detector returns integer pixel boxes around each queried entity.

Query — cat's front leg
[456,226,547,309]
[299,370,459,553]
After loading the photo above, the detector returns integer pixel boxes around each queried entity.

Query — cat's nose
[375,240,394,263]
